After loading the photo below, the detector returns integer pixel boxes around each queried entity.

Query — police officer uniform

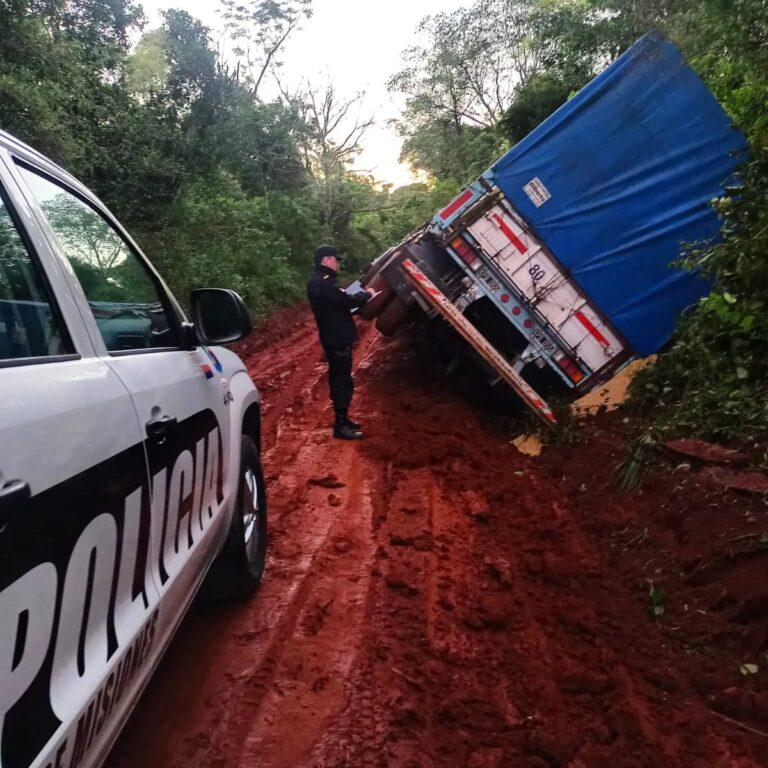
[307,245,371,439]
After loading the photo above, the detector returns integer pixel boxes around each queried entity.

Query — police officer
[307,244,372,440]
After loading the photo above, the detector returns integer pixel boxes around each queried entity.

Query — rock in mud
[390,699,423,728]
[332,537,351,554]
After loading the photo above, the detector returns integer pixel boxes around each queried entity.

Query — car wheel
[203,435,267,600]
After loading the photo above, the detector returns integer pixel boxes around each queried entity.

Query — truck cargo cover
[490,33,746,356]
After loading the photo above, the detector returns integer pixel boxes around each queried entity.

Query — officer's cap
[314,244,338,265]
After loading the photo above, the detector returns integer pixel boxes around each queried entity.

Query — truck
[357,33,746,425]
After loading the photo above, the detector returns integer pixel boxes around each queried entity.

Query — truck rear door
[466,200,627,375]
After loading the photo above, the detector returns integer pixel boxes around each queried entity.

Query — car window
[0,191,68,360]
[17,166,179,353]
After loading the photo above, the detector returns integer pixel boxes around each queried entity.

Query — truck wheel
[203,435,267,600]
[361,260,382,286]
[415,259,449,295]
[361,248,398,286]
[358,272,394,320]
[375,296,409,336]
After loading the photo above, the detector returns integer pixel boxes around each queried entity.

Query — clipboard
[350,289,382,313]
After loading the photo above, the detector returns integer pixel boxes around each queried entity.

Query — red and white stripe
[402,258,556,426]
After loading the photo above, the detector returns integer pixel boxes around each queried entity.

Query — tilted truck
[357,33,746,425]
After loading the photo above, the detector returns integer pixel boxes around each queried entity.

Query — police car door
[14,165,232,660]
[0,155,161,767]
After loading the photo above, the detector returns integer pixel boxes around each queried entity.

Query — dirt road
[106,308,767,768]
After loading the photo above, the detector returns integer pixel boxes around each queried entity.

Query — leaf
[649,583,665,618]
[736,367,749,380]
[723,292,738,304]
[739,663,759,675]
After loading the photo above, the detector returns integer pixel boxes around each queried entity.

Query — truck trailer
[358,33,746,425]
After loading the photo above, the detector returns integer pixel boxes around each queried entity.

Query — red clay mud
[105,308,768,768]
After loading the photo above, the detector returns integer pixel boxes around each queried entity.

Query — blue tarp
[489,33,746,356]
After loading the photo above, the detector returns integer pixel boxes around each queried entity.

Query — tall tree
[388,0,552,182]
[220,0,312,97]
[277,80,373,233]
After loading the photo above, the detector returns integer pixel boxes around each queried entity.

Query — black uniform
[306,265,370,422]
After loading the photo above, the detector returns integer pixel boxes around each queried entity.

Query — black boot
[344,416,361,429]
[333,413,363,440]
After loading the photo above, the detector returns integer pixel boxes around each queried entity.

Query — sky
[139,0,470,187]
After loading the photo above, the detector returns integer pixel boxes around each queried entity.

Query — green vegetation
[0,0,436,316]
[2,0,765,445]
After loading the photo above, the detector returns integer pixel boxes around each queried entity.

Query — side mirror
[190,289,251,345]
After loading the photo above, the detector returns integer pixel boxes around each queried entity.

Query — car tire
[203,435,267,600]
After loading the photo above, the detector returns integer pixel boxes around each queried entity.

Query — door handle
[0,478,31,529]
[145,415,178,445]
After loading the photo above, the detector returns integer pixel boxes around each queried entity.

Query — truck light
[554,351,586,384]
[523,319,533,329]
[512,306,521,316]
[450,237,480,270]
[501,294,510,303]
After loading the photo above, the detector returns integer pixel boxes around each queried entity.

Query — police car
[0,130,267,768]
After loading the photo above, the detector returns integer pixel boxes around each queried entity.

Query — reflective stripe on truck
[401,258,557,427]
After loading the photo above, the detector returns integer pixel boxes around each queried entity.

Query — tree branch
[253,20,295,96]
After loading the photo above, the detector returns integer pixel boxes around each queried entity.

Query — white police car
[0,130,267,768]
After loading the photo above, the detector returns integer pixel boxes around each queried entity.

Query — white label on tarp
[523,177,551,207]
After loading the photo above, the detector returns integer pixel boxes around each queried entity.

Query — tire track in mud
[106,317,384,768]
[198,437,379,768]
[106,310,765,768]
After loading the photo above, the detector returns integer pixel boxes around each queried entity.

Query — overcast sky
[139,0,469,187]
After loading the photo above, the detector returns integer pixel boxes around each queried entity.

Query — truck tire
[361,248,398,287]
[361,259,382,286]
[375,296,409,336]
[357,272,394,320]
[203,435,267,600]
[415,258,449,296]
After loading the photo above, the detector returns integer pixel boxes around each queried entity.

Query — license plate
[476,265,501,293]
[532,328,556,354]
